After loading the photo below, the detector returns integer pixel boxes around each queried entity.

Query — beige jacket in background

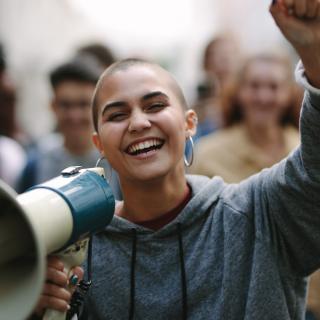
[190,124,299,182]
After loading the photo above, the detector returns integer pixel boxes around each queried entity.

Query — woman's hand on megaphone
[33,256,84,317]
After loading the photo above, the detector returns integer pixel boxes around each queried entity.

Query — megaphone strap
[67,236,93,320]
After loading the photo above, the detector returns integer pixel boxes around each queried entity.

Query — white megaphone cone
[0,166,115,320]
[0,179,46,320]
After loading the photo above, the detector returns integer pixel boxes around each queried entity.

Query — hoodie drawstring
[177,223,188,320]
[129,228,137,320]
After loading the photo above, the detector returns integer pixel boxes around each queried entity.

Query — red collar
[133,184,192,231]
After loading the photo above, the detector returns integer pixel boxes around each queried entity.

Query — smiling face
[52,81,95,143]
[92,63,196,184]
[237,59,292,127]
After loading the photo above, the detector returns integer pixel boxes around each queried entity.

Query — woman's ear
[185,109,198,137]
[92,132,104,155]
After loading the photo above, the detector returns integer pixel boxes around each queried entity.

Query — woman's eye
[147,103,165,111]
[108,113,127,121]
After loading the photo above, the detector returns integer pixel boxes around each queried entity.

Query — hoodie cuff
[295,60,320,95]
[295,60,320,109]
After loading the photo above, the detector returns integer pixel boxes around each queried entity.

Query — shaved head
[91,58,188,131]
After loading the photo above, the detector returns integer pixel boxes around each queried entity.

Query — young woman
[33,1,320,319]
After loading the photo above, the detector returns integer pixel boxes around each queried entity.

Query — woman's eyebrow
[141,91,169,101]
[101,101,127,115]
[101,91,169,115]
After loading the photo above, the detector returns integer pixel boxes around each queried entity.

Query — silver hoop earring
[95,156,113,183]
[184,136,194,167]
[95,156,105,167]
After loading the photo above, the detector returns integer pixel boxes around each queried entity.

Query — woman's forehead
[244,60,290,82]
[99,65,179,100]
[104,64,167,84]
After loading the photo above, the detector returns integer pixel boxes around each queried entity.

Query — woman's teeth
[128,139,164,155]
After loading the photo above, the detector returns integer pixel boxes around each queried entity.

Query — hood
[105,174,226,238]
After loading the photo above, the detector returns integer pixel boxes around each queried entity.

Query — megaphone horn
[0,167,115,320]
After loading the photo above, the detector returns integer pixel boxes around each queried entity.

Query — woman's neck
[118,169,189,222]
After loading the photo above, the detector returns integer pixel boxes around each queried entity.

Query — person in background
[0,43,31,147]
[0,43,27,190]
[31,1,320,319]
[76,42,116,69]
[202,35,240,94]
[0,134,26,190]
[190,53,302,182]
[192,34,242,141]
[17,55,122,200]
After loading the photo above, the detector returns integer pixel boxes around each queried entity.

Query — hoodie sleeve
[241,62,320,277]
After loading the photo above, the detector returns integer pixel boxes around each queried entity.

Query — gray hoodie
[80,64,320,320]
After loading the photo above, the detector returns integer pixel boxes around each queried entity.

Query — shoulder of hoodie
[187,173,256,220]
[104,174,254,238]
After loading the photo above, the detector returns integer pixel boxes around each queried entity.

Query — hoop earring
[95,156,113,183]
[184,136,194,167]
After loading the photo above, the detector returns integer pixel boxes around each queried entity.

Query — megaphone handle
[42,238,89,320]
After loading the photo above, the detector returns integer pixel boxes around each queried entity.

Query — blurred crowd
[0,30,318,319]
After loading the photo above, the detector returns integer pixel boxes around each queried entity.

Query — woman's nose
[256,87,275,105]
[128,111,151,133]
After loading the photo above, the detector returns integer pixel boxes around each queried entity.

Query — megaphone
[0,166,115,320]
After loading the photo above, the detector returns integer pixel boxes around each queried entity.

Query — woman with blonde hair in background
[191,53,302,182]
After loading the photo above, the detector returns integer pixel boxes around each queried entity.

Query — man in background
[18,55,122,199]
[0,43,26,190]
